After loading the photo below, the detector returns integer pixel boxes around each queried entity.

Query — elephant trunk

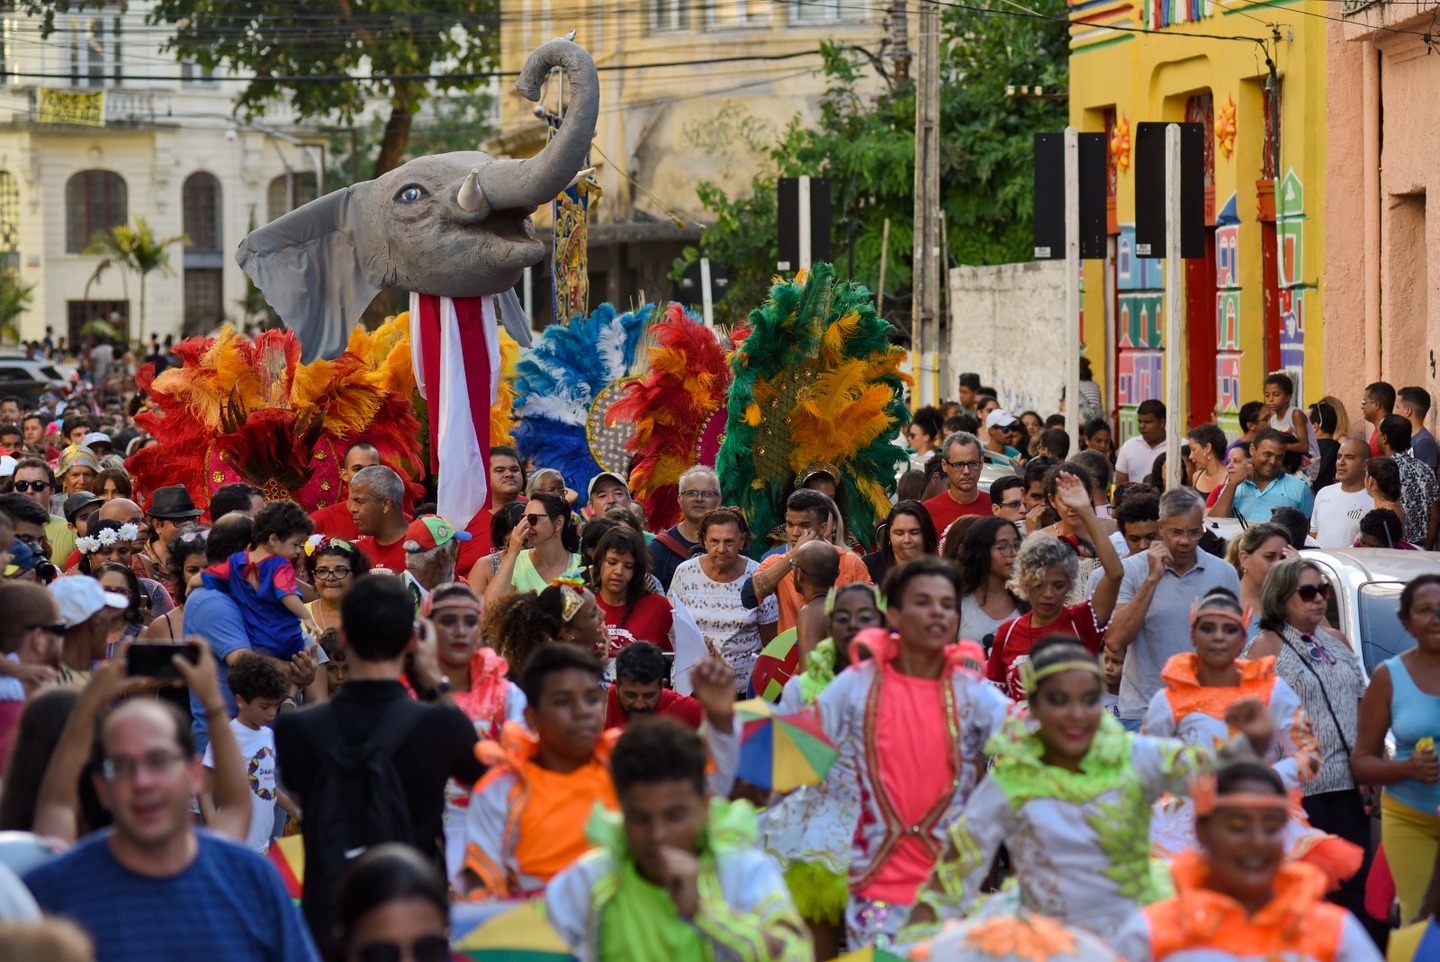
[475,39,598,212]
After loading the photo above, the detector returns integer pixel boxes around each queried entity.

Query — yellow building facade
[1070,0,1327,437]
[492,1,890,324]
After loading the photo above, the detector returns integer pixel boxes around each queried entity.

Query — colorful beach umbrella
[266,835,305,902]
[749,627,800,702]
[733,697,838,792]
[452,900,575,961]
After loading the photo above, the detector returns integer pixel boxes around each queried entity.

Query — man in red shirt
[349,465,411,574]
[310,441,381,540]
[922,430,993,540]
[603,642,702,731]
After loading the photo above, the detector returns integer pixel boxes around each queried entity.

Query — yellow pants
[1382,791,1440,922]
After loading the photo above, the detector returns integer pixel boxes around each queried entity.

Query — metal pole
[1064,127,1082,457]
[798,175,813,271]
[700,257,714,328]
[877,218,890,319]
[523,266,533,320]
[1164,123,1185,492]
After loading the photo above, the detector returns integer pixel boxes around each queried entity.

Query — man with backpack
[274,573,485,951]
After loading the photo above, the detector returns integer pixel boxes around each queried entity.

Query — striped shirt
[1273,625,1365,795]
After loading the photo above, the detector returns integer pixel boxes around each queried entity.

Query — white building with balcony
[0,1,327,345]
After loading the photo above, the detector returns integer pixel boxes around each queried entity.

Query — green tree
[22,1,500,178]
[326,90,497,187]
[0,271,35,344]
[675,1,1069,322]
[84,218,187,347]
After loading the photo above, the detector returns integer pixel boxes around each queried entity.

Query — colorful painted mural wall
[1070,0,1327,441]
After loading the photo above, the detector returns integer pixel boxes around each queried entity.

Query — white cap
[49,576,128,627]
[985,408,1019,430]
[80,431,112,449]
[0,455,14,478]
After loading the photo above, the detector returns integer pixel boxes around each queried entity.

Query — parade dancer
[1145,589,1361,888]
[906,636,1274,939]
[544,719,811,962]
[1114,761,1382,962]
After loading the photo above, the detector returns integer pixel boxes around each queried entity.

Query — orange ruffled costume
[456,721,619,901]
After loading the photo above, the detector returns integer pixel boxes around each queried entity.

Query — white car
[1300,547,1440,679]
[0,353,73,406]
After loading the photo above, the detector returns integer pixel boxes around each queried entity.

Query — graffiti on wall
[1276,169,1309,403]
[1115,223,1166,442]
[1214,192,1243,425]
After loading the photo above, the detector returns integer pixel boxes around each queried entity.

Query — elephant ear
[235,189,383,363]
[496,287,534,348]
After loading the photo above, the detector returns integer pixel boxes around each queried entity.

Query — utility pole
[891,1,911,85]
[911,0,941,405]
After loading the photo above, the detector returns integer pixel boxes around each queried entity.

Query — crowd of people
[0,340,1436,962]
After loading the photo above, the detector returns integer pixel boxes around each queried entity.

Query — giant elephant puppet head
[237,39,599,362]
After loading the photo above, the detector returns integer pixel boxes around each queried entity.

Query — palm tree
[0,271,35,344]
[84,217,187,346]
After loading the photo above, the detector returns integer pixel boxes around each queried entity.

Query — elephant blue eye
[395,185,428,204]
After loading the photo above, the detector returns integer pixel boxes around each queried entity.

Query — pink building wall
[1326,7,1440,440]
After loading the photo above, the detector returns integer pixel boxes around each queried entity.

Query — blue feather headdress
[512,302,654,493]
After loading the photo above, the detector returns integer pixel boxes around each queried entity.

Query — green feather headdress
[718,263,912,556]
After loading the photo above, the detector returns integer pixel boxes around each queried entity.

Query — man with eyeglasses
[922,431,994,542]
[8,457,73,567]
[310,441,381,541]
[1102,487,1240,733]
[1361,380,1395,457]
[988,475,1026,526]
[24,678,320,961]
[649,465,720,591]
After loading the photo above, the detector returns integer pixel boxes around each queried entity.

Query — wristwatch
[418,678,452,702]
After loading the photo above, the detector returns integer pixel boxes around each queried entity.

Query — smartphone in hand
[126,643,200,679]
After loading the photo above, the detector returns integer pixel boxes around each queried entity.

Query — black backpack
[298,697,428,949]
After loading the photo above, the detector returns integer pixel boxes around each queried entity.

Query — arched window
[182,172,222,253]
[266,173,317,223]
[65,169,127,253]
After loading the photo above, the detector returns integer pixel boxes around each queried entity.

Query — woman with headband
[428,582,528,880]
[1143,588,1359,891]
[1114,761,1382,962]
[483,577,608,671]
[905,635,1276,942]
[762,582,884,959]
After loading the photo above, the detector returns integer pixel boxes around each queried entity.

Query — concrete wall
[948,261,1068,415]
[1326,6,1440,439]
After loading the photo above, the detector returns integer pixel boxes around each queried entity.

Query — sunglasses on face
[1295,583,1330,603]
[352,935,450,962]
[11,480,49,493]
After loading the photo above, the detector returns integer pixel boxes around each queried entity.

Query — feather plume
[127,318,423,513]
[606,303,732,530]
[718,262,912,555]
[511,302,653,492]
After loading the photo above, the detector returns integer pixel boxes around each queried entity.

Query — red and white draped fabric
[410,293,497,532]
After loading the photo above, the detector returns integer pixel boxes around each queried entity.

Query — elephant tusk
[457,168,486,212]
[564,166,597,191]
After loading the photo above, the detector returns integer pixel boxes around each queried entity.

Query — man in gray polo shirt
[1103,488,1240,730]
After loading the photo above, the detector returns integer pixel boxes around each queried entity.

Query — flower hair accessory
[303,534,325,557]
[77,522,140,555]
